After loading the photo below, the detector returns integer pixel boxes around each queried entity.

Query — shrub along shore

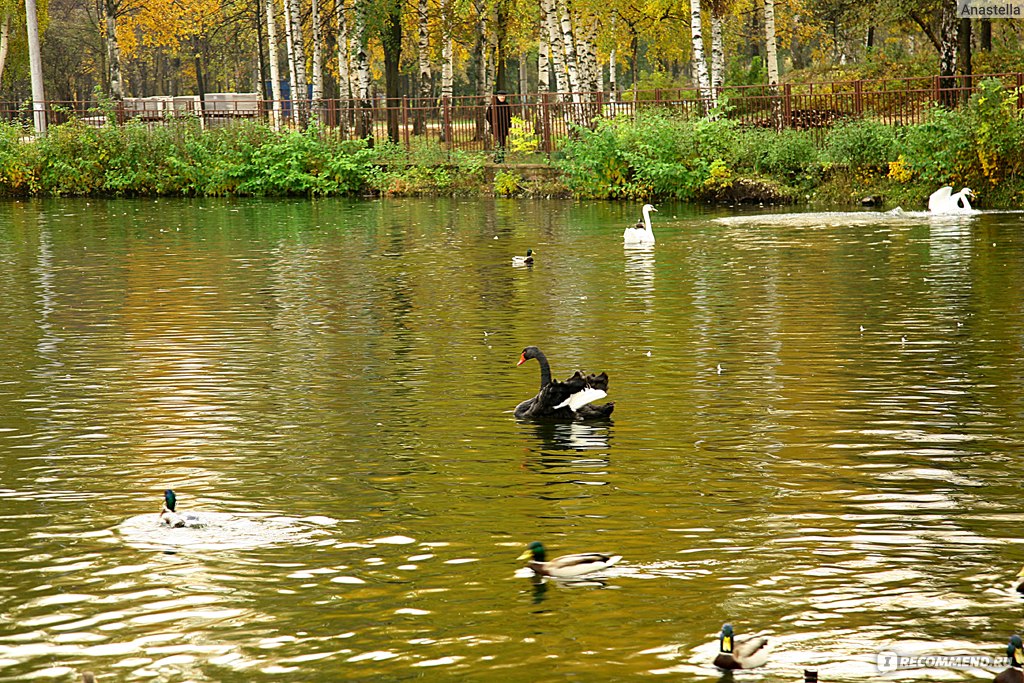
[1,79,1021,209]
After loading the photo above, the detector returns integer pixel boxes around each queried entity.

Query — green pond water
[0,198,1022,682]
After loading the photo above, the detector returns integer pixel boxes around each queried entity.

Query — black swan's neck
[534,350,553,389]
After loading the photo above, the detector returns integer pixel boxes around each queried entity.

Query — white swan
[928,186,975,213]
[624,204,657,245]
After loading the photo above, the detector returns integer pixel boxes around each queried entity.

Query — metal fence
[3,72,1022,152]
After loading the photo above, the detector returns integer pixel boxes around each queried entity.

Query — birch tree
[538,20,550,93]
[285,0,308,124]
[281,0,298,122]
[265,0,283,128]
[542,0,567,96]
[311,0,324,119]
[689,0,712,109]
[558,0,582,102]
[765,0,779,88]
[352,0,373,141]
[709,3,724,95]
[104,0,124,100]
[0,12,10,85]
[415,0,431,134]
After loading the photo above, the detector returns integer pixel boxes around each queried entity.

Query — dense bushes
[1,79,1022,204]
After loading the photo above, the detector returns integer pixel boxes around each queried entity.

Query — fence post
[783,83,792,128]
[933,75,941,105]
[402,96,410,149]
[541,92,552,154]
[655,88,661,105]
[854,79,863,116]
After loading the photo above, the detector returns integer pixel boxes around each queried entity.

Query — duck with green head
[517,541,621,579]
[996,635,1024,683]
[713,623,768,670]
[160,489,187,528]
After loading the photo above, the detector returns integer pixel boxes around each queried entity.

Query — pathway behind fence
[4,72,1022,152]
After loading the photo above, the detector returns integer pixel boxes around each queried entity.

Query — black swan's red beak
[516,353,527,366]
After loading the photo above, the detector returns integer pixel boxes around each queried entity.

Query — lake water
[0,198,1022,682]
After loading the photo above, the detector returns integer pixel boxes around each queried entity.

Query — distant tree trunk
[193,37,206,109]
[710,7,724,95]
[519,49,529,94]
[938,0,958,106]
[415,0,431,134]
[630,34,639,93]
[486,10,498,93]
[311,0,324,119]
[980,19,991,51]
[579,16,600,93]
[495,1,509,91]
[957,17,972,104]
[286,0,308,124]
[0,13,10,85]
[609,47,617,102]
[689,0,712,110]
[381,1,402,144]
[353,0,373,143]
[265,0,283,128]
[475,14,492,142]
[336,0,352,132]
[865,25,875,48]
[104,0,124,100]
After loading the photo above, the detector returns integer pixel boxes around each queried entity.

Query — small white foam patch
[371,535,416,545]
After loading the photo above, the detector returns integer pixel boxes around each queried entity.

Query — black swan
[514,346,614,420]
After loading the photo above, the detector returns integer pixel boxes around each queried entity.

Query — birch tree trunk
[558,0,582,103]
[104,0,124,101]
[25,0,46,133]
[578,16,599,93]
[710,8,724,97]
[336,0,352,132]
[286,0,308,125]
[282,0,299,124]
[689,0,712,111]
[311,0,323,120]
[764,0,779,88]
[541,0,567,97]
[538,23,550,94]
[265,0,283,128]
[609,15,617,104]
[353,0,373,142]
[0,14,10,85]
[764,0,780,128]
[475,12,491,142]
[415,0,431,134]
[441,0,453,144]
[519,50,529,95]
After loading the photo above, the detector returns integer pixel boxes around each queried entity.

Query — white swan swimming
[928,186,975,213]
[624,204,657,245]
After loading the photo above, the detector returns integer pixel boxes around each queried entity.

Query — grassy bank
[2,79,1021,209]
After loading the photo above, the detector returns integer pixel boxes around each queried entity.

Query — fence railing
[3,72,1021,153]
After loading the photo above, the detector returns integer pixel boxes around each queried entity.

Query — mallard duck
[713,623,769,670]
[517,541,621,579]
[1014,566,1024,594]
[81,674,96,683]
[512,249,534,266]
[996,635,1024,683]
[160,489,187,527]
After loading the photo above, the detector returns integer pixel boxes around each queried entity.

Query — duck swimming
[996,635,1024,683]
[512,249,534,266]
[159,489,199,528]
[713,623,769,670]
[514,346,614,421]
[517,541,621,579]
